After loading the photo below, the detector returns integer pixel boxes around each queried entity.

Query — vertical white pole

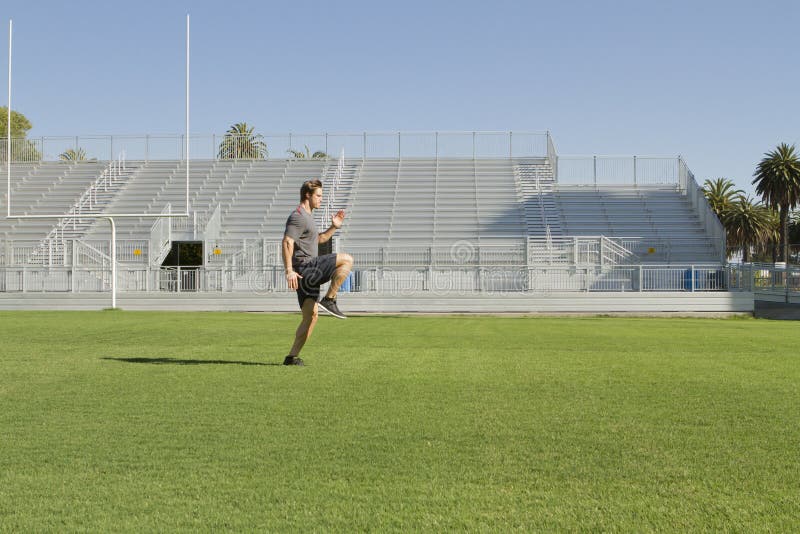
[185,14,190,214]
[7,19,11,217]
[108,217,117,309]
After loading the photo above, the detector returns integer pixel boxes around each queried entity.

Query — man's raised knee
[338,253,354,267]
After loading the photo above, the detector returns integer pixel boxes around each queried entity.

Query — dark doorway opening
[161,241,203,267]
[160,241,203,291]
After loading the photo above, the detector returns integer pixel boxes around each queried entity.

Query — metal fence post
[593,155,597,186]
[363,132,367,159]
[145,134,149,162]
[639,265,643,291]
[633,155,637,186]
[472,131,476,159]
[509,131,513,159]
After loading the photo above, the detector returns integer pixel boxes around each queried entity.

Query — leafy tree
[0,106,33,138]
[0,107,41,162]
[287,145,328,159]
[217,123,268,159]
[59,148,88,162]
[752,143,800,263]
[703,178,743,218]
[703,178,744,253]
[722,196,775,262]
[752,206,781,263]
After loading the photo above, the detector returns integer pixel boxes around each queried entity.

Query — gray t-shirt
[284,206,318,267]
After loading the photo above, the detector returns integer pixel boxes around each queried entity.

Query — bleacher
[2,155,723,267]
[0,161,108,241]
[555,185,718,262]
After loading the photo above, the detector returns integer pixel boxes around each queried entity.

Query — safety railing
[74,240,110,269]
[1,239,150,267]
[203,204,222,242]
[170,210,212,239]
[207,239,276,269]
[149,204,172,265]
[1,237,722,269]
[0,263,733,294]
[728,262,800,303]
[1,131,551,162]
[546,132,558,180]
[556,156,682,186]
[680,158,725,262]
[528,236,639,265]
[37,156,130,249]
[324,149,346,224]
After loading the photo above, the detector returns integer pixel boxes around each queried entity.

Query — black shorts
[294,253,338,309]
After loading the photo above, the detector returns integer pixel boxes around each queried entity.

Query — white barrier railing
[556,156,681,186]
[149,204,172,265]
[0,263,735,294]
[324,149,346,224]
[528,236,638,265]
[1,237,724,269]
[680,158,725,262]
[2,131,552,162]
[1,239,150,267]
[728,263,800,303]
[546,133,558,180]
[203,204,222,242]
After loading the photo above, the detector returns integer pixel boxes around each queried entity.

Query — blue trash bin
[340,272,352,292]
[683,269,695,290]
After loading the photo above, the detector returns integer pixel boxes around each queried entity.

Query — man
[282,179,354,366]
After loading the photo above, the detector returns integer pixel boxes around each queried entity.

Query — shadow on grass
[102,357,281,366]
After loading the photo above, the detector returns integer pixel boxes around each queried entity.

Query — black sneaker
[283,355,305,366]
[318,297,347,319]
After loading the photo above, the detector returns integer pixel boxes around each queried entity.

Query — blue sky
[4,0,799,194]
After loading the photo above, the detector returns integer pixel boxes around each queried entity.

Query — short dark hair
[300,179,323,202]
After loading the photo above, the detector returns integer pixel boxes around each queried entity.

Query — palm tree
[752,143,800,263]
[753,207,781,263]
[217,123,268,159]
[703,178,744,252]
[59,147,87,162]
[723,196,774,262]
[703,178,743,218]
[287,145,328,160]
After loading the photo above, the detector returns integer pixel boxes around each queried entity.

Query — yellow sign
[213,248,222,255]
[648,247,656,254]
[133,249,142,256]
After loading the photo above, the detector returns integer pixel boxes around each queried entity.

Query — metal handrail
[149,204,172,266]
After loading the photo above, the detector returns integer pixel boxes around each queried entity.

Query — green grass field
[1,311,798,531]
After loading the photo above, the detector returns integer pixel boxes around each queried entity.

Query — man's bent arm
[318,225,338,244]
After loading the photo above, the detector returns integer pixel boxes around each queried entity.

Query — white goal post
[5,16,194,308]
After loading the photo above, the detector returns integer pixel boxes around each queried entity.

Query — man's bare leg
[324,253,354,300]
[288,298,319,358]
